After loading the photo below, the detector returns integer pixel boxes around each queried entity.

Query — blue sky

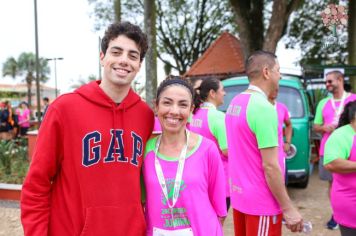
[0,0,301,95]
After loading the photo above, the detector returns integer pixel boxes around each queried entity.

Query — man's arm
[261,147,303,232]
[314,124,335,134]
[325,158,356,174]
[283,119,292,152]
[313,98,335,134]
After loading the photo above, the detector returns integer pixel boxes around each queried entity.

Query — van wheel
[296,174,309,188]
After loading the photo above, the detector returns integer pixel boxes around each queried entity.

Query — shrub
[0,138,29,184]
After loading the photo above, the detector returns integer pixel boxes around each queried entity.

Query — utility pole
[34,0,41,123]
[46,57,64,98]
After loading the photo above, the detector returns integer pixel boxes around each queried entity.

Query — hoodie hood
[75,80,141,110]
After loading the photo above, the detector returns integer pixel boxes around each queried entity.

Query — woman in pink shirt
[324,101,356,236]
[16,102,30,136]
[143,76,227,236]
[189,78,230,210]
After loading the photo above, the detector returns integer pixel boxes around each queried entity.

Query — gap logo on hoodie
[82,129,143,167]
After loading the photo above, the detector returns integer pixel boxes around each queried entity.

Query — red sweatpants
[233,208,283,236]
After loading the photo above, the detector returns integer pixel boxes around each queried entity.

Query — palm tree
[2,52,50,107]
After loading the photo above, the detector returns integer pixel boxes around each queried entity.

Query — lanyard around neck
[331,92,348,116]
[154,130,190,209]
[248,85,268,100]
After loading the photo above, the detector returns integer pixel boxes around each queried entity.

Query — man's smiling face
[100,35,141,88]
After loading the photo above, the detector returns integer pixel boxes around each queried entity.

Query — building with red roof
[185,31,245,80]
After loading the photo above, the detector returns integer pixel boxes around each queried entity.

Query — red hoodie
[21,81,154,236]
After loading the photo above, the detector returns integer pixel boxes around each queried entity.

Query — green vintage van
[220,75,311,188]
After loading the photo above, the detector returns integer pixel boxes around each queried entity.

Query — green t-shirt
[324,124,355,165]
[207,108,228,150]
[314,97,330,125]
[246,92,278,149]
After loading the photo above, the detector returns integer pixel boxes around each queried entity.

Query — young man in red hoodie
[21,22,154,236]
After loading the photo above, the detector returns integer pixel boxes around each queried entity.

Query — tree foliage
[229,0,303,58]
[2,52,50,107]
[348,0,356,91]
[349,0,356,65]
[155,0,236,74]
[88,0,236,74]
[286,0,348,66]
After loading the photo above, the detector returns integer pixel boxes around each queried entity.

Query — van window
[278,86,305,118]
[220,85,305,118]
[220,85,248,112]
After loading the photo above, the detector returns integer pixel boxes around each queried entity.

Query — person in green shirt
[324,100,356,236]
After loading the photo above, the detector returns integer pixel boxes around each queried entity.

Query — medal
[331,92,348,125]
[154,130,189,228]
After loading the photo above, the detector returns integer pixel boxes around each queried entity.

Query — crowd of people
[19,21,355,236]
[0,100,31,139]
[0,97,50,140]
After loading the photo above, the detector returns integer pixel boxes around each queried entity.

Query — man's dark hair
[245,50,277,80]
[325,70,344,81]
[101,21,148,62]
[43,97,49,103]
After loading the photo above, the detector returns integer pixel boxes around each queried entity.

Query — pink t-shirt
[225,92,282,215]
[324,125,356,228]
[189,104,229,196]
[143,136,227,236]
[314,93,356,156]
[276,102,290,175]
[16,108,30,128]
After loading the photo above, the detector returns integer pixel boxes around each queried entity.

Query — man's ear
[262,66,269,80]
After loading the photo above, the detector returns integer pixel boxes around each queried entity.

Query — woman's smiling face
[156,85,193,134]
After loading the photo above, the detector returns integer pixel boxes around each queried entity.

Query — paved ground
[0,201,22,236]
[0,167,341,236]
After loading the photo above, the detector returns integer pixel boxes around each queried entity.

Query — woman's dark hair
[156,75,194,104]
[21,101,28,106]
[193,77,221,113]
[337,101,356,128]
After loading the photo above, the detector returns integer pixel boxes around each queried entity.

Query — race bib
[153,227,194,236]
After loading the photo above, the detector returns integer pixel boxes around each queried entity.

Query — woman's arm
[325,158,356,174]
